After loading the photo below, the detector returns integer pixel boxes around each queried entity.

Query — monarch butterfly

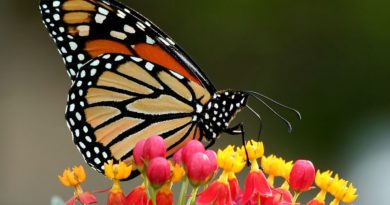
[39,0,300,178]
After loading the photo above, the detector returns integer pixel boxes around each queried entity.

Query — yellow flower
[315,170,334,191]
[58,165,86,187]
[261,155,292,187]
[217,145,245,174]
[237,140,264,161]
[328,175,358,205]
[171,163,185,183]
[104,160,132,180]
[261,155,284,176]
[281,160,293,179]
[342,184,358,203]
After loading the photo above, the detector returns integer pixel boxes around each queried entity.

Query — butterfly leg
[225,123,251,166]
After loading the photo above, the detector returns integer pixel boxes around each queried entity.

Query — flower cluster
[57,137,358,205]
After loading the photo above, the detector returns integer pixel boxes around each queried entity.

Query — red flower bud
[186,152,215,186]
[133,139,146,168]
[172,148,183,165]
[288,160,315,192]
[182,140,205,166]
[205,150,218,173]
[146,157,170,188]
[143,136,167,162]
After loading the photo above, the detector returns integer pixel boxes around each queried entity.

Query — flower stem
[150,188,158,205]
[267,175,275,187]
[186,186,199,205]
[142,172,152,199]
[178,176,189,205]
[291,192,301,204]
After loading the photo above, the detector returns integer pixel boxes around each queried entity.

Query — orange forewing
[134,43,201,85]
[85,39,133,58]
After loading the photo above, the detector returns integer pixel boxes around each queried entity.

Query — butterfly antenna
[246,90,301,120]
[247,105,263,141]
[246,92,294,133]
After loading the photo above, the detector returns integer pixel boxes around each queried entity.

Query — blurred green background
[1,0,389,204]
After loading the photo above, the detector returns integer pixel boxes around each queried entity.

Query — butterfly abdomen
[199,91,249,140]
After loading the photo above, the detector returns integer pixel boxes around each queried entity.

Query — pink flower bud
[143,136,166,162]
[182,140,205,166]
[288,160,315,192]
[186,152,215,186]
[146,157,170,188]
[172,148,183,165]
[133,139,146,168]
[204,150,218,173]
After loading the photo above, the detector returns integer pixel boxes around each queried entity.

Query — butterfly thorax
[198,90,248,140]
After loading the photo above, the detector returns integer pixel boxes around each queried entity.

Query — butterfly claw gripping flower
[58,166,97,205]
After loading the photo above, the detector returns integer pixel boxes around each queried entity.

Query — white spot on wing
[95,14,106,24]
[117,10,126,18]
[166,38,175,45]
[76,112,82,121]
[91,60,100,66]
[131,56,142,62]
[69,42,78,50]
[124,25,135,34]
[136,22,146,31]
[196,104,203,113]
[85,136,92,142]
[94,158,101,164]
[115,56,124,61]
[98,7,109,15]
[146,35,155,44]
[159,37,170,46]
[90,68,97,76]
[170,71,184,79]
[53,14,60,21]
[53,1,60,7]
[78,54,85,61]
[110,31,127,40]
[77,25,90,36]
[145,62,154,71]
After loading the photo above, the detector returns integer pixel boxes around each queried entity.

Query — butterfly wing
[66,53,211,174]
[39,0,216,92]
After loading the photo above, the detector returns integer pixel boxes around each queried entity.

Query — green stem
[178,177,189,205]
[186,186,199,205]
[142,172,152,199]
[291,192,301,204]
[150,188,158,205]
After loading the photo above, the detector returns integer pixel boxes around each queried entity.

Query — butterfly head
[199,90,249,140]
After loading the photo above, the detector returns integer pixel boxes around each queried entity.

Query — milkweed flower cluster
[57,136,358,205]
